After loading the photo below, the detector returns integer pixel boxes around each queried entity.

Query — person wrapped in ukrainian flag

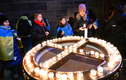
[0,14,22,79]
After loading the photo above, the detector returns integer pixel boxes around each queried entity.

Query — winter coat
[31,23,49,47]
[73,13,92,36]
[0,25,22,68]
[101,13,126,42]
[101,13,126,58]
[56,24,74,37]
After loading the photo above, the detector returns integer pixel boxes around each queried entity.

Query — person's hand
[61,31,64,35]
[16,37,21,41]
[79,27,86,31]
[89,24,92,29]
[45,31,49,36]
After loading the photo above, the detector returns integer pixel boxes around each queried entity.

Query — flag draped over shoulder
[0,26,14,61]
[92,19,99,29]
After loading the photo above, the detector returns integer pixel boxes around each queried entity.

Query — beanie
[0,15,9,25]
[78,4,86,11]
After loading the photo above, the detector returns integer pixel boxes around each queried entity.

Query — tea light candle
[90,69,97,76]
[67,72,73,79]
[97,66,103,73]
[79,49,84,54]
[73,48,77,53]
[28,63,33,68]
[56,72,61,79]
[52,57,57,61]
[100,54,105,59]
[61,74,67,80]
[39,69,48,80]
[90,51,95,55]
[39,62,43,67]
[69,46,73,52]
[34,67,40,75]
[108,62,114,68]
[65,46,68,49]
[57,54,62,60]
[77,72,83,79]
[95,52,99,58]
[48,72,54,79]
[43,61,49,68]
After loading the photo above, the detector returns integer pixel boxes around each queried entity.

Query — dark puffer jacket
[31,23,49,47]
[101,13,126,58]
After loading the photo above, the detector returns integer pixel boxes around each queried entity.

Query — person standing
[16,14,32,54]
[0,15,22,80]
[73,4,93,37]
[101,5,126,59]
[31,12,50,47]
[56,17,74,38]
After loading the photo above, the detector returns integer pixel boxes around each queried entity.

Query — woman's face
[36,14,43,22]
[79,10,86,17]
[3,20,9,27]
[61,18,66,25]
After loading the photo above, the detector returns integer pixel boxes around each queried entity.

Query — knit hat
[0,15,9,25]
[78,4,86,11]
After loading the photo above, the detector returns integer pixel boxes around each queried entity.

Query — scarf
[34,19,48,39]
[0,25,11,30]
[34,19,44,27]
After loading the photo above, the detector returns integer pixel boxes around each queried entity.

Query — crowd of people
[0,3,126,80]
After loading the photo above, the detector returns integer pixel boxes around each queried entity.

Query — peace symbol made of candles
[23,36,122,80]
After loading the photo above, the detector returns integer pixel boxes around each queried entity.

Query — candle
[73,48,77,53]
[28,63,33,68]
[57,54,62,60]
[39,62,43,67]
[77,72,83,79]
[43,61,49,68]
[56,72,61,79]
[84,28,88,38]
[108,62,114,68]
[39,69,48,80]
[65,46,68,49]
[67,72,73,79]
[79,49,84,55]
[48,72,54,79]
[69,46,73,52]
[34,67,40,76]
[100,54,105,59]
[97,66,103,73]
[90,69,97,76]
[95,52,99,58]
[90,51,95,55]
[61,74,67,80]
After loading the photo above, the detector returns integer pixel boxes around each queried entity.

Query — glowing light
[97,66,103,73]
[61,74,67,80]
[56,72,61,79]
[90,69,97,76]
[48,72,54,78]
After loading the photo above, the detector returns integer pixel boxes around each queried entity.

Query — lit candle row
[40,51,70,68]
[35,68,84,80]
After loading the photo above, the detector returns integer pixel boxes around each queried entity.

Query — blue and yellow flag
[92,19,99,29]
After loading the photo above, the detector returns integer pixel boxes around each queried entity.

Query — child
[56,17,74,38]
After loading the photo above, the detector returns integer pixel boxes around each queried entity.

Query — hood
[20,16,28,20]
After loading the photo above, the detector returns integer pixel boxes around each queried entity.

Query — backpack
[17,19,31,36]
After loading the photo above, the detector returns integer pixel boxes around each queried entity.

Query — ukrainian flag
[92,19,99,29]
